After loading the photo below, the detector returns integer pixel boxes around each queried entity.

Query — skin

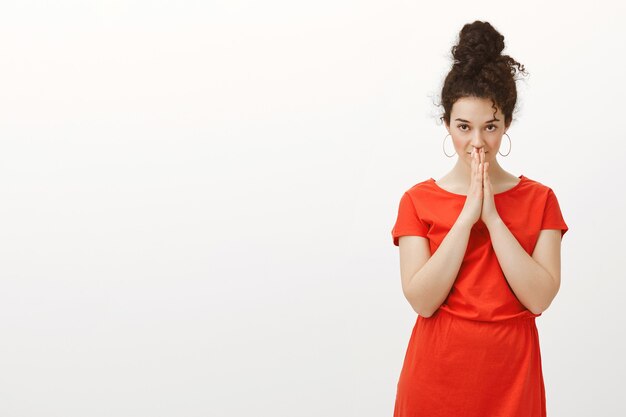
[440,95,520,198]
[398,96,563,316]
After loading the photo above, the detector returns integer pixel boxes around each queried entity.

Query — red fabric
[390,174,569,417]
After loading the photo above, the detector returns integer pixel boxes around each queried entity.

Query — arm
[398,216,474,317]
[485,218,563,314]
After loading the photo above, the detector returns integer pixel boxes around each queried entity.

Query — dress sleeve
[391,191,429,246]
[541,188,569,238]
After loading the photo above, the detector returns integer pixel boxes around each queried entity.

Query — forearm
[405,217,473,317]
[485,217,557,314]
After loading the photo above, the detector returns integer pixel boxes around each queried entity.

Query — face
[444,96,509,163]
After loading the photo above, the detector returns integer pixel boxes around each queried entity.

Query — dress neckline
[429,175,526,197]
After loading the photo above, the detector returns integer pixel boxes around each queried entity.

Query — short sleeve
[391,191,429,246]
[541,188,569,238]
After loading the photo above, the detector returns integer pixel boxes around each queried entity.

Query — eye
[456,124,498,132]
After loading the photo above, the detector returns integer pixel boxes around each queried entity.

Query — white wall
[0,1,623,416]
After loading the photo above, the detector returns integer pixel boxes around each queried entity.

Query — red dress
[391,175,569,417]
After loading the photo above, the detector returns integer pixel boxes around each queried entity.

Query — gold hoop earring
[442,134,456,158]
[498,133,511,157]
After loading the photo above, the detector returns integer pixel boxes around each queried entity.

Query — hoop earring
[498,133,511,157]
[442,134,456,158]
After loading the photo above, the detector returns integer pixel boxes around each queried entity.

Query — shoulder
[402,177,435,197]
[395,178,442,215]
[517,176,566,218]
[519,175,557,197]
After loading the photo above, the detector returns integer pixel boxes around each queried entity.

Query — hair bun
[438,20,528,129]
[451,21,505,74]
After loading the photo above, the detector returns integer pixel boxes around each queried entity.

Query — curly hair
[438,21,528,128]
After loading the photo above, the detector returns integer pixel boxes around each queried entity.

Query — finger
[473,149,480,173]
[483,160,487,182]
[481,152,485,186]
[471,149,475,177]
[473,149,477,177]
[480,161,486,188]
[474,151,480,183]
[485,162,491,184]
[484,162,490,192]
[480,161,486,195]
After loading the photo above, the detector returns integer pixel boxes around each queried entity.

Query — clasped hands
[473,147,501,227]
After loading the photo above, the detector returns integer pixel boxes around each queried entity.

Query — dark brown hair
[438,21,528,128]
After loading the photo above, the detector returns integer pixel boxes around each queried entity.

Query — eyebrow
[454,118,500,123]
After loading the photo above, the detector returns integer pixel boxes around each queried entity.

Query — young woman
[391,21,568,417]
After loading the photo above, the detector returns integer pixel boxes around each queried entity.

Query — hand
[458,148,484,226]
[479,148,501,226]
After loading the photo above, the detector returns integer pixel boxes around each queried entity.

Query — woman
[391,21,568,417]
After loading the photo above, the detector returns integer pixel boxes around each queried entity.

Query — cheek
[451,139,465,149]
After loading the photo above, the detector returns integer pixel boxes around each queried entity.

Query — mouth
[467,151,489,154]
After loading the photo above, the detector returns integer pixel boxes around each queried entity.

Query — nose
[469,133,486,153]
